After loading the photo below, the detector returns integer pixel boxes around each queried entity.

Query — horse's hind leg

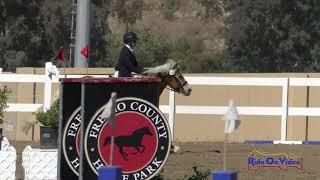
[131,147,140,154]
[139,145,145,153]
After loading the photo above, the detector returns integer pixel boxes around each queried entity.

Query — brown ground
[164,142,320,180]
[12,141,320,180]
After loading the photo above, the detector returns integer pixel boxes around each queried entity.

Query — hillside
[107,0,225,51]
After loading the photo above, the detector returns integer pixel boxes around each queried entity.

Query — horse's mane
[142,59,178,76]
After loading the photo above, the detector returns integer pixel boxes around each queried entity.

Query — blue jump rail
[212,170,237,180]
[98,166,122,180]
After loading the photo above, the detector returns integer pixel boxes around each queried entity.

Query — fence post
[43,62,52,112]
[168,91,176,141]
[280,78,289,141]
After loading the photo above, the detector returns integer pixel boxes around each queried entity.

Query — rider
[114,32,143,77]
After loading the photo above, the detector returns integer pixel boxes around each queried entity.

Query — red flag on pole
[54,47,65,61]
[80,44,89,58]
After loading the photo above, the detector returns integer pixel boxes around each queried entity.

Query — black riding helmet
[123,32,138,44]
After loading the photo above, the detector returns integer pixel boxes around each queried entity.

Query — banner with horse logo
[85,97,171,179]
[78,77,167,180]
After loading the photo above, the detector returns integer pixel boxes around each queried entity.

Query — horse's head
[142,59,192,96]
[165,61,192,96]
[139,127,153,136]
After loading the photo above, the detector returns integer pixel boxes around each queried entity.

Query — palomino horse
[142,59,192,96]
[142,59,191,153]
[104,127,153,161]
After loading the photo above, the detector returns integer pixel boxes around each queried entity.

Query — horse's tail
[104,136,111,146]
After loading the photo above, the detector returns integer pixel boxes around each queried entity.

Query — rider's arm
[123,55,143,73]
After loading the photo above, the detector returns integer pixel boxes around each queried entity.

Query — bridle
[165,69,188,93]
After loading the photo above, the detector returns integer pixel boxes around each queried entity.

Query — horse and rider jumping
[112,32,192,153]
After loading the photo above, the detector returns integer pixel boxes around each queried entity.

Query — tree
[197,0,225,22]
[111,0,144,32]
[224,0,320,72]
[106,29,172,68]
[160,0,182,20]
[0,0,71,70]
[40,0,72,60]
[0,0,7,36]
[134,29,172,67]
[0,0,41,70]
[89,1,112,67]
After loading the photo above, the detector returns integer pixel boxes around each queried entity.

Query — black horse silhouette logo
[103,127,153,161]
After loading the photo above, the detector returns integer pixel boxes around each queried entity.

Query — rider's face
[131,41,136,48]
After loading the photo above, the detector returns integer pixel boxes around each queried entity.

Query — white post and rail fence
[1,62,320,143]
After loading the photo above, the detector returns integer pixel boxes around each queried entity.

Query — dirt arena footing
[12,141,320,180]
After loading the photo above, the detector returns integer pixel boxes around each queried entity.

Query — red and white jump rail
[2,62,320,143]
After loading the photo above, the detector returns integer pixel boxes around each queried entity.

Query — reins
[165,74,188,93]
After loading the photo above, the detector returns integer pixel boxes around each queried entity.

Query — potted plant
[35,98,59,149]
[0,86,11,142]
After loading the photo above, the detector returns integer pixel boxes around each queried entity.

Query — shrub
[106,29,225,73]
[35,98,59,128]
[180,166,211,180]
[105,33,122,67]
[107,29,172,67]
[180,51,224,73]
[154,166,211,180]
[134,29,172,66]
[160,0,182,20]
[0,86,11,124]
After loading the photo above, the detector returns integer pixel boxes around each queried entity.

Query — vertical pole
[64,61,67,78]
[305,74,310,141]
[32,68,36,141]
[223,133,228,170]
[86,65,89,76]
[57,84,64,179]
[110,135,115,166]
[79,83,85,180]
[281,78,289,141]
[44,62,52,112]
[74,0,90,68]
[168,91,176,142]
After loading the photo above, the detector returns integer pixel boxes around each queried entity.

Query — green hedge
[0,86,11,124]
[35,99,59,128]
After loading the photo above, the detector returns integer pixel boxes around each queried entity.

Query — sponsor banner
[84,97,171,179]
[79,79,162,180]
[248,150,303,170]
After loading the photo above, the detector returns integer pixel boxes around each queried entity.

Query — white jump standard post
[98,93,123,180]
[212,100,240,180]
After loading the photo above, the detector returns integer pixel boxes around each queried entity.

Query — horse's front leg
[119,146,128,161]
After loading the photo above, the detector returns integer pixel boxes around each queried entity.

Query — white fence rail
[161,77,320,142]
[3,62,320,142]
